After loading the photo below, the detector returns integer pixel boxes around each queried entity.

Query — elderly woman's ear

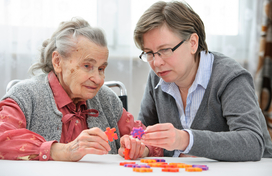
[52,51,62,73]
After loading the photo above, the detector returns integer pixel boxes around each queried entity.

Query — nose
[152,53,164,67]
[89,69,104,85]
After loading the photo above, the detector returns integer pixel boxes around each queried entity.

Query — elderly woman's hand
[50,127,111,161]
[141,123,189,151]
[118,134,149,160]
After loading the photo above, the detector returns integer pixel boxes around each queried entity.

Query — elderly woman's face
[54,36,108,104]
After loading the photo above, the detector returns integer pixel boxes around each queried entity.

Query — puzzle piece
[169,163,191,168]
[155,159,166,162]
[119,162,135,166]
[123,148,131,160]
[105,127,118,142]
[140,159,156,163]
[133,164,151,168]
[147,162,168,167]
[133,168,153,172]
[183,164,193,168]
[192,165,209,171]
[185,167,202,172]
[130,127,145,139]
[162,168,179,172]
[169,163,192,168]
[124,164,138,167]
[192,165,207,167]
[162,164,179,168]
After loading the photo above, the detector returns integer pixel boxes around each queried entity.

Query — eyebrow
[83,58,108,67]
[83,58,97,64]
[143,44,170,52]
[102,62,108,67]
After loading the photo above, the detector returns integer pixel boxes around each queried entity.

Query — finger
[85,128,109,141]
[129,138,137,159]
[141,137,168,146]
[134,142,145,159]
[124,136,132,149]
[84,147,108,155]
[81,141,110,153]
[118,147,125,157]
[142,131,170,140]
[120,136,126,148]
[138,143,146,158]
[91,136,112,152]
[132,139,141,159]
[67,140,109,160]
[145,123,173,133]
[76,131,111,151]
[80,134,111,152]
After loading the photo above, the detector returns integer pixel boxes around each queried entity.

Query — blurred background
[0,0,268,121]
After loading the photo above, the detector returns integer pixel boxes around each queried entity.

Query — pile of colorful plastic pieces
[120,159,209,173]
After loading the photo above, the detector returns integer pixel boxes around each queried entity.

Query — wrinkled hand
[118,135,149,160]
[141,123,189,151]
[51,127,111,161]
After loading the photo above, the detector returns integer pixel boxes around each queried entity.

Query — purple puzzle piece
[133,164,151,168]
[130,127,145,139]
[192,165,209,171]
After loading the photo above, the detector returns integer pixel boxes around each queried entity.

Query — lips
[157,70,170,77]
[84,85,97,90]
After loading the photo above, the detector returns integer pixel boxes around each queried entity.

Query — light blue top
[155,51,214,156]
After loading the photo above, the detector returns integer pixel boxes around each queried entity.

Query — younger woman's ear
[189,33,199,54]
[52,51,62,73]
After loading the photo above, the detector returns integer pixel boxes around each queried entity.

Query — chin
[161,77,174,83]
[85,92,97,100]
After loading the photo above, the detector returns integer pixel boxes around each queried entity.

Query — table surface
[0,154,271,176]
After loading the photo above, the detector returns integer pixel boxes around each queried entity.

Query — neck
[55,73,83,105]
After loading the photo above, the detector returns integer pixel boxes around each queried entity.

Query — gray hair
[134,1,208,61]
[29,17,107,75]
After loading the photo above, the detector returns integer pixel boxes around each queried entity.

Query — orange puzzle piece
[140,159,156,163]
[123,148,131,160]
[169,163,189,168]
[119,162,136,166]
[162,168,179,172]
[147,162,167,167]
[105,127,118,142]
[185,167,202,172]
[133,168,153,172]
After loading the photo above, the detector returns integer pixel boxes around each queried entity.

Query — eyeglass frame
[139,39,186,62]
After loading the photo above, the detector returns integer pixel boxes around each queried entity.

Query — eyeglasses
[139,40,186,62]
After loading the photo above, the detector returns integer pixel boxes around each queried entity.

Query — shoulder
[208,52,255,96]
[211,52,248,75]
[1,74,52,114]
[210,52,251,84]
[3,74,49,99]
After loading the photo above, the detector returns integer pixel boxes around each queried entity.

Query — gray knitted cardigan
[2,74,123,154]
[138,52,272,161]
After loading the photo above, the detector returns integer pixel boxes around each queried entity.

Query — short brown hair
[134,1,208,61]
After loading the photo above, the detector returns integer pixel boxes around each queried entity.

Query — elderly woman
[0,18,161,161]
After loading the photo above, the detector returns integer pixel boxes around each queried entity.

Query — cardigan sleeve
[189,72,266,161]
[0,98,57,161]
